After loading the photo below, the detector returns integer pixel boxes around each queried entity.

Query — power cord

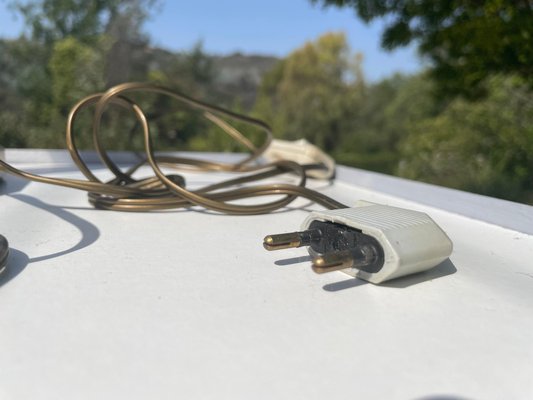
[0,82,344,213]
[0,82,452,284]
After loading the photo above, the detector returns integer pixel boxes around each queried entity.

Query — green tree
[138,42,217,148]
[9,0,157,45]
[335,73,437,173]
[254,32,364,152]
[0,39,30,147]
[3,0,158,148]
[49,37,107,113]
[313,0,533,97]
[398,75,533,202]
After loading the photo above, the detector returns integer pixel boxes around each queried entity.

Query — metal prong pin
[312,250,354,274]
[263,229,321,251]
[312,245,380,274]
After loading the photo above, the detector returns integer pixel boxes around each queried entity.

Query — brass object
[0,83,346,215]
[263,233,302,251]
[312,251,354,274]
[263,229,322,251]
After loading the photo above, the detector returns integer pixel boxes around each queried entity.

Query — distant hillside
[144,48,279,109]
[213,53,279,86]
[212,53,280,108]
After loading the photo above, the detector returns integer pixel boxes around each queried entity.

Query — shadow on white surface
[274,255,313,266]
[0,174,30,195]
[9,194,101,264]
[0,248,29,288]
[51,200,319,216]
[323,259,457,292]
[1,193,101,287]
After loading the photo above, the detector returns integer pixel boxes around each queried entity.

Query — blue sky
[0,0,424,81]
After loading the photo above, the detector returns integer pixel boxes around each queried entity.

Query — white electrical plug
[264,202,453,284]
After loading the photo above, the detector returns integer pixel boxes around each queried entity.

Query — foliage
[1,0,159,149]
[255,32,533,202]
[335,73,438,173]
[254,32,364,152]
[313,0,533,98]
[49,37,107,112]
[399,75,533,202]
[253,33,436,175]
[8,0,157,44]
[0,40,27,147]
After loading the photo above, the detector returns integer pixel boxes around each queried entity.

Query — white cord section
[262,138,336,179]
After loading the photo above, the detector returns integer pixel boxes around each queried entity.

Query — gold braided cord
[0,82,347,214]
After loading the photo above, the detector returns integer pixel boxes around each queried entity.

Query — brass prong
[311,251,354,274]
[263,232,301,251]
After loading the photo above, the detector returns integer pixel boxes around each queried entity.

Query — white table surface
[1,150,532,400]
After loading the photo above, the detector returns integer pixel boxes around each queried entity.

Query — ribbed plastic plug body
[301,202,453,284]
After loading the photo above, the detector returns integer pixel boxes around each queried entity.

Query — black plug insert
[263,221,384,274]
